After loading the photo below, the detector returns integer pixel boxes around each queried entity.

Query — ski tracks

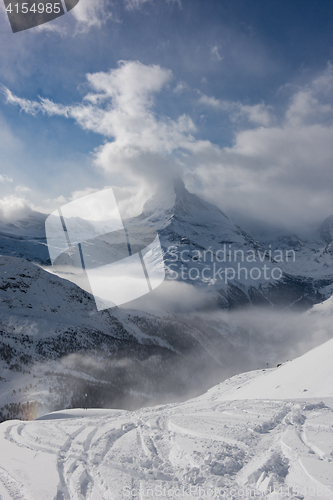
[1,399,333,499]
[54,415,146,500]
[280,402,333,498]
[0,464,33,500]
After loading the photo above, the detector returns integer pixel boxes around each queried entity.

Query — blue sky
[0,0,333,227]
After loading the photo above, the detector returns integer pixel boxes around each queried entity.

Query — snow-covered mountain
[1,179,333,421]
[0,336,332,499]
[1,179,333,309]
[128,178,333,309]
[232,210,333,281]
[0,211,49,264]
[0,254,233,420]
[1,257,332,423]
[1,252,331,422]
[48,178,333,309]
[1,181,333,497]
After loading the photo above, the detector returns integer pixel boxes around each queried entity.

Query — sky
[0,0,333,228]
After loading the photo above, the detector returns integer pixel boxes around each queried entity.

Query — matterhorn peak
[141,179,178,220]
[141,176,229,223]
[173,176,186,193]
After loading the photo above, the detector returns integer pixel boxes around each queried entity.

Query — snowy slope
[204,337,333,400]
[308,294,333,317]
[0,211,46,238]
[0,338,333,499]
[0,211,49,264]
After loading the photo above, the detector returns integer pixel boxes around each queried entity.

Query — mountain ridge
[1,180,333,309]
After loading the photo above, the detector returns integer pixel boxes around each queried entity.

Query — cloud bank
[70,0,112,32]
[1,61,333,228]
[0,195,32,221]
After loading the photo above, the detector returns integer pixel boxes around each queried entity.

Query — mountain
[2,252,332,422]
[2,254,280,422]
[0,337,332,499]
[1,180,333,310]
[1,180,333,421]
[0,255,228,420]
[126,178,333,309]
[232,210,333,280]
[0,211,49,264]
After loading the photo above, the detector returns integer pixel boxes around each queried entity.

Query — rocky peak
[319,215,333,244]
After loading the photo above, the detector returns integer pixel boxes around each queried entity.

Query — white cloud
[193,123,333,226]
[173,81,188,93]
[125,0,154,9]
[192,65,333,227]
[198,92,272,126]
[32,195,68,215]
[0,186,62,221]
[3,62,333,228]
[14,185,31,193]
[0,195,33,221]
[125,0,181,10]
[0,84,41,115]
[31,185,145,219]
[211,46,223,61]
[197,93,228,110]
[191,66,333,226]
[0,174,13,183]
[26,0,112,34]
[311,62,333,94]
[237,103,272,126]
[286,91,333,128]
[0,61,199,196]
[70,0,111,32]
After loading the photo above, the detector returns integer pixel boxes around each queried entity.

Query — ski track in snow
[1,305,333,500]
[0,397,333,499]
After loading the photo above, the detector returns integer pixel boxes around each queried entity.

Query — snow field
[0,394,333,498]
